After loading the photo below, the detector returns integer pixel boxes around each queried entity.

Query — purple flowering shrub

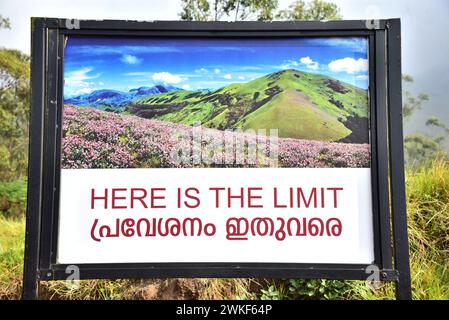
[279,139,370,168]
[62,106,179,169]
[61,105,370,169]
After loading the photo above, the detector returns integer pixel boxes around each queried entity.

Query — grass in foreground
[348,159,449,300]
[0,215,25,299]
[0,159,448,299]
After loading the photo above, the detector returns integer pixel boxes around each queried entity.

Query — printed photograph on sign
[58,36,374,264]
[62,37,370,169]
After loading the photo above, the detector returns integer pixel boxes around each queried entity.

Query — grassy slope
[237,89,350,140]
[132,69,368,141]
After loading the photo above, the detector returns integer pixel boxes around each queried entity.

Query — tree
[235,0,279,21]
[402,75,448,166]
[0,15,30,181]
[402,74,429,120]
[180,0,340,22]
[0,48,30,180]
[180,0,212,21]
[0,15,10,29]
[425,116,449,134]
[276,0,341,21]
[180,0,278,21]
[404,134,442,167]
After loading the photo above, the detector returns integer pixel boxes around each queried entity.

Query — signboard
[23,18,411,300]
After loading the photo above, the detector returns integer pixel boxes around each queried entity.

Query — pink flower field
[61,105,370,169]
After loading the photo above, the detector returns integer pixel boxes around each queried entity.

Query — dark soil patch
[326,79,349,94]
[337,115,369,144]
[328,98,344,109]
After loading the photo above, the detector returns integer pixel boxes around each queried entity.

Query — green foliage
[260,283,289,300]
[248,0,279,21]
[404,134,446,167]
[258,279,348,300]
[180,0,278,21]
[426,116,449,132]
[407,159,449,252]
[0,178,27,218]
[276,0,341,21]
[0,49,30,181]
[349,159,449,300]
[179,0,340,22]
[287,279,348,299]
[180,0,211,21]
[0,215,24,299]
[402,74,448,166]
[0,15,11,29]
[402,75,429,120]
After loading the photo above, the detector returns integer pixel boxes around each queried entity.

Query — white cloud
[309,38,368,54]
[328,58,368,74]
[72,87,95,96]
[238,75,245,80]
[224,74,232,80]
[64,67,102,97]
[73,45,180,56]
[182,84,191,90]
[238,66,262,71]
[299,56,313,65]
[121,54,142,65]
[299,56,319,70]
[98,81,105,86]
[124,72,152,77]
[214,68,221,74]
[195,68,208,73]
[152,72,183,84]
[278,60,306,69]
[356,75,369,81]
[65,67,100,86]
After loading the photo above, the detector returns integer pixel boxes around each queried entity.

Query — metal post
[22,18,46,300]
[386,18,412,300]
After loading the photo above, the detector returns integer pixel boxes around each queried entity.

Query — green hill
[238,89,350,141]
[128,69,369,142]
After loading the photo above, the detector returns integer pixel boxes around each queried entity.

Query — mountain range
[64,69,369,143]
[64,84,179,111]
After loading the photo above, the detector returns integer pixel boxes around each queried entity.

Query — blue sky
[63,37,368,97]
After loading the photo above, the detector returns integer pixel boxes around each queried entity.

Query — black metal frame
[23,18,411,300]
